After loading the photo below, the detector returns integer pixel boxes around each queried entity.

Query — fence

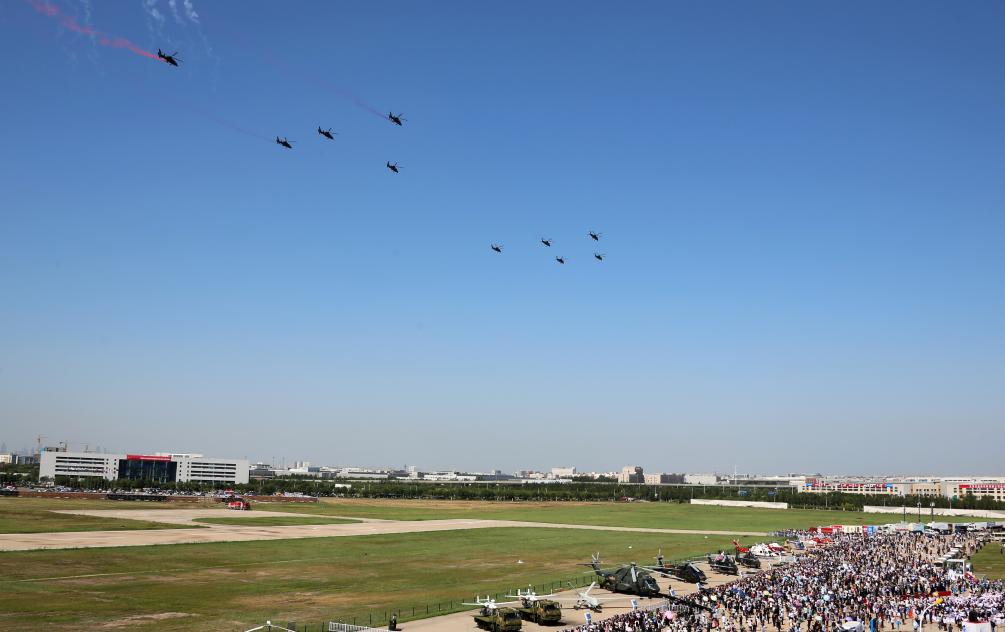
[258,548,749,631]
[327,623,386,632]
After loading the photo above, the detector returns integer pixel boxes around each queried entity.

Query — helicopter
[491,244,503,253]
[505,587,563,625]
[644,548,708,584]
[555,256,566,264]
[732,541,763,569]
[157,49,180,66]
[707,551,739,575]
[594,253,605,261]
[541,238,552,247]
[388,112,406,126]
[317,127,336,140]
[462,596,522,631]
[275,137,293,149]
[581,553,662,598]
[386,161,399,173]
[588,230,601,241]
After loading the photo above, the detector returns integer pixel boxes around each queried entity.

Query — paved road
[0,508,768,551]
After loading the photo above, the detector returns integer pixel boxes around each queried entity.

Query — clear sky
[1,1,1003,475]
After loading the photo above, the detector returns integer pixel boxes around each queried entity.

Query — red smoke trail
[26,0,161,61]
[222,26,390,123]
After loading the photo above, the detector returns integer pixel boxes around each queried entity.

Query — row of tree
[20,471,1005,513]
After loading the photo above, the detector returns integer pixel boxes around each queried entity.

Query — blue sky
[1,1,1003,474]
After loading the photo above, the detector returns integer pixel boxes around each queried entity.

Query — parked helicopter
[645,549,708,584]
[706,551,739,575]
[582,553,662,598]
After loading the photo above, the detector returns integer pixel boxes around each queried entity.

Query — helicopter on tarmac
[707,551,739,575]
[644,548,708,584]
[582,553,662,598]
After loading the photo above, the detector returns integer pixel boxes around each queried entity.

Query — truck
[473,608,522,631]
[516,599,563,625]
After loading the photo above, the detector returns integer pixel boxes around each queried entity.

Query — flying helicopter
[462,596,522,631]
[491,244,503,253]
[594,253,605,261]
[386,161,399,173]
[317,127,336,140]
[541,238,552,247]
[275,137,293,149]
[555,256,566,264]
[387,112,406,126]
[588,230,601,241]
[157,49,180,66]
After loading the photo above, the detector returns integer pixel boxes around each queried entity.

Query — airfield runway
[0,507,768,551]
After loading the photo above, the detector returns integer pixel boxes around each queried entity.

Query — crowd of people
[564,529,1003,632]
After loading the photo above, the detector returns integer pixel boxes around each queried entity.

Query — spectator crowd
[564,530,1004,632]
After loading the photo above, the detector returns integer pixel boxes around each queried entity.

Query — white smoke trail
[142,0,163,23]
[167,0,183,24]
[182,0,198,23]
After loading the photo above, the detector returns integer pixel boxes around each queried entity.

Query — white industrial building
[39,451,249,484]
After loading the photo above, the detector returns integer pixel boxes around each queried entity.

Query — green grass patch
[0,498,198,534]
[192,516,360,527]
[0,527,736,630]
[261,498,954,532]
[972,541,1005,580]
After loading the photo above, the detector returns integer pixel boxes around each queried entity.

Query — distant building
[644,473,673,485]
[619,465,644,484]
[684,474,718,485]
[551,466,577,479]
[39,451,249,484]
[0,454,13,465]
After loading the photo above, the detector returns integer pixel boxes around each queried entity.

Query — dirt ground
[0,507,768,552]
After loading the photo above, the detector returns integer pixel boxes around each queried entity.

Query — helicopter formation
[491,232,606,264]
[157,50,407,171]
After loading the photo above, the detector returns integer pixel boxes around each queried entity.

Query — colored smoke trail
[27,0,160,61]
[222,25,389,123]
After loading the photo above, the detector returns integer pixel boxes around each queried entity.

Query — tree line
[18,471,1005,513]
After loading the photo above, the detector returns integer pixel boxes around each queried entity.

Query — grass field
[192,516,360,526]
[0,498,200,533]
[0,527,737,630]
[258,497,953,531]
[972,541,1005,579]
